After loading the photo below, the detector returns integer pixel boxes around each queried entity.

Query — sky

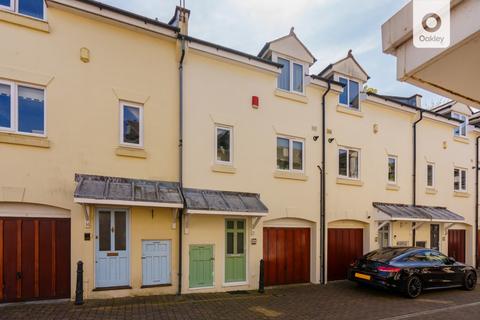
[100,0,449,109]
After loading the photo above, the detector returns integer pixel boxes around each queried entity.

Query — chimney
[169,6,190,35]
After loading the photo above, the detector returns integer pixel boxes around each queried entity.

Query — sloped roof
[258,27,316,64]
[318,49,370,80]
[373,202,464,222]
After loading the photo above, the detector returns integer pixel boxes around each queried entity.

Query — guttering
[412,110,424,245]
[320,79,332,285]
[177,36,186,296]
[476,136,479,268]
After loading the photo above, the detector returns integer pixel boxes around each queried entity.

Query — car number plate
[355,273,371,280]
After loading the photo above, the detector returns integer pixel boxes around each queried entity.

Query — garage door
[328,228,363,281]
[263,227,310,286]
[448,229,466,263]
[0,217,70,303]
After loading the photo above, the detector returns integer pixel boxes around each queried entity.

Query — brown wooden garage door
[448,229,465,263]
[263,227,310,286]
[0,217,70,303]
[328,228,363,281]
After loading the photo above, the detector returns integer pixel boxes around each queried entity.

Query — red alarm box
[252,96,259,108]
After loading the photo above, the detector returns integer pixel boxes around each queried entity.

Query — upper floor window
[338,147,359,179]
[215,125,232,164]
[387,156,397,184]
[1,0,45,20]
[454,167,467,192]
[277,57,304,94]
[451,112,468,137]
[0,80,45,136]
[120,102,143,147]
[426,163,435,188]
[276,136,304,172]
[339,77,360,109]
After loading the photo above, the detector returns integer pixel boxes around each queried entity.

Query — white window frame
[0,0,47,21]
[0,79,47,137]
[119,101,144,148]
[454,167,467,192]
[276,136,305,173]
[275,55,305,94]
[451,112,468,137]
[214,124,233,165]
[426,162,435,188]
[387,155,397,184]
[338,147,361,180]
[338,76,360,110]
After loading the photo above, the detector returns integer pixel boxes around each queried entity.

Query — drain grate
[227,290,250,295]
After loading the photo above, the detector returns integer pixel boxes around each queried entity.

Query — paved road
[1,281,480,319]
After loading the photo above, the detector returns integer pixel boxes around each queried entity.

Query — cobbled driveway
[1,281,480,320]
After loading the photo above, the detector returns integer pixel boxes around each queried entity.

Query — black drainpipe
[412,110,424,246]
[320,79,332,285]
[475,136,479,268]
[177,35,186,296]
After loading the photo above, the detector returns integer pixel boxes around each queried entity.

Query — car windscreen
[364,247,412,262]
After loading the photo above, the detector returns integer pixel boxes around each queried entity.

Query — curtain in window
[18,86,44,134]
[349,80,359,109]
[0,83,11,128]
[461,170,466,190]
[427,165,434,186]
[277,58,290,91]
[216,128,231,162]
[339,78,348,105]
[349,150,359,178]
[292,141,303,170]
[18,0,44,19]
[454,169,460,190]
[277,137,290,170]
[388,158,396,182]
[338,149,347,176]
[293,63,303,93]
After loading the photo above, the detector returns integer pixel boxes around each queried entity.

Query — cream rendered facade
[0,0,479,303]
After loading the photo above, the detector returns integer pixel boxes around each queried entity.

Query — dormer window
[451,112,468,137]
[339,77,360,109]
[277,57,304,94]
[0,0,45,20]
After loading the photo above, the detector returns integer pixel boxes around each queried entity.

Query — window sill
[0,131,50,148]
[386,184,400,191]
[274,89,308,104]
[454,191,470,198]
[222,281,248,287]
[425,188,438,195]
[92,286,132,292]
[0,10,49,33]
[273,170,308,181]
[453,136,469,144]
[140,283,172,289]
[336,177,363,187]
[115,146,147,159]
[336,105,363,118]
[211,164,236,174]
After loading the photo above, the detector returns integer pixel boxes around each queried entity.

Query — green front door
[189,245,214,288]
[225,220,246,283]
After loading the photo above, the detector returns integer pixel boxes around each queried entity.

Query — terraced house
[0,0,479,303]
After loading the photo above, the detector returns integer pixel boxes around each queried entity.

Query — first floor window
[454,168,467,192]
[338,147,359,179]
[225,220,246,283]
[1,0,45,20]
[277,57,290,91]
[292,62,303,93]
[0,80,45,135]
[339,77,360,109]
[387,156,397,183]
[452,112,467,137]
[215,125,232,164]
[427,163,435,187]
[276,57,304,93]
[276,136,304,171]
[120,102,143,146]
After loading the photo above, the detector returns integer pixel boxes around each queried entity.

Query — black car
[348,247,477,298]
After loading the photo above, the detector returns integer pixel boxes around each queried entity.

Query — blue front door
[95,209,129,288]
[142,240,171,286]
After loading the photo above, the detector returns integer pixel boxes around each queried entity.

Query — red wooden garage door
[0,217,70,303]
[328,228,363,281]
[263,227,310,286]
[448,229,465,263]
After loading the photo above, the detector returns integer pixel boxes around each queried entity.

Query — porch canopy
[373,202,464,223]
[183,188,268,217]
[74,174,184,208]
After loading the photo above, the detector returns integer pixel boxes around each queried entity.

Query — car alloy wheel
[464,272,477,291]
[405,276,422,298]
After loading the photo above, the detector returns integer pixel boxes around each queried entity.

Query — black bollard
[258,259,265,293]
[74,261,84,305]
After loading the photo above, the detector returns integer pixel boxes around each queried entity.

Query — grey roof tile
[373,202,464,221]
